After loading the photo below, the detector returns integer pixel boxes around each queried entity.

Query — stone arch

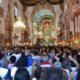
[37,15,54,24]
[31,3,57,45]
[32,2,55,22]
[33,8,54,23]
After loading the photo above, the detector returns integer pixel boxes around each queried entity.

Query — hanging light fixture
[13,16,26,30]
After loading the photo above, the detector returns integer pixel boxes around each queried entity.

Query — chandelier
[13,16,26,30]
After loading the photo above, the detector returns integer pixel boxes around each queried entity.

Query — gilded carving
[0,33,4,42]
[5,3,13,45]
[23,5,27,13]
[0,7,4,17]
[32,2,54,22]
[47,0,63,4]
[20,0,40,5]
[20,0,63,5]
[71,4,80,20]
[14,2,18,8]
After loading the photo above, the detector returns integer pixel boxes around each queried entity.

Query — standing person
[68,54,80,80]
[32,67,67,80]
[14,67,30,80]
[8,55,16,70]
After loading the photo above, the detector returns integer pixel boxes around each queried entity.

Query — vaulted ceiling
[20,0,64,6]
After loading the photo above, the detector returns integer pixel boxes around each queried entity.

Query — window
[0,0,2,7]
[14,2,18,17]
[14,6,18,17]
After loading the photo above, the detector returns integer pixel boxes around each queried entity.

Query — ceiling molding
[47,0,63,4]
[20,0,40,6]
[20,0,64,6]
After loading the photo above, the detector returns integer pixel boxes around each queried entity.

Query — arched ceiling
[37,16,54,24]
[33,9,54,23]
[20,0,64,6]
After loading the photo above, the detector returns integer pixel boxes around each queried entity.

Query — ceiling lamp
[13,17,26,30]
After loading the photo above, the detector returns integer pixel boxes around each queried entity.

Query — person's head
[40,67,67,80]
[33,67,67,80]
[0,56,8,68]
[15,53,28,67]
[51,49,55,54]
[63,52,67,58]
[10,56,16,63]
[71,50,78,59]
[14,67,30,80]
[62,60,71,69]
[54,61,62,68]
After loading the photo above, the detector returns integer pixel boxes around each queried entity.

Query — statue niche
[37,17,55,46]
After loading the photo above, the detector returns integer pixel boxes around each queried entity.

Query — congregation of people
[0,45,80,80]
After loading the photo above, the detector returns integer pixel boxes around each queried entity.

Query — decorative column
[71,4,80,44]
[5,3,13,46]
[55,11,60,44]
[26,7,34,45]
[23,6,29,44]
[78,16,80,42]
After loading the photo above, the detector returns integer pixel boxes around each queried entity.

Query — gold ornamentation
[47,0,63,4]
[5,3,13,45]
[71,4,80,20]
[20,0,40,5]
[0,7,4,17]
[20,0,63,5]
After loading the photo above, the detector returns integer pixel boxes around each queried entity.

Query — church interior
[0,0,80,47]
[0,1,80,80]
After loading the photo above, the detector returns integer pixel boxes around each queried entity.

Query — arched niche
[14,2,18,17]
[33,8,54,23]
[32,7,56,46]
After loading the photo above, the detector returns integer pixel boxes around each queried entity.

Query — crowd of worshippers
[0,46,80,80]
